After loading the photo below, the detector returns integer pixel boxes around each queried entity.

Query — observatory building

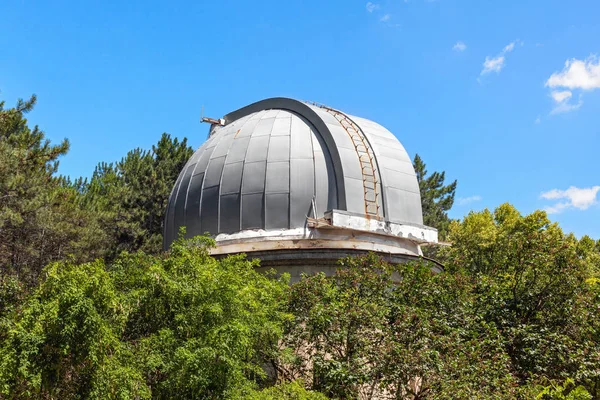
[164,98,438,279]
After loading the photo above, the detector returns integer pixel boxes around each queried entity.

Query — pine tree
[0,95,67,283]
[413,154,457,239]
[84,133,193,257]
[0,95,106,286]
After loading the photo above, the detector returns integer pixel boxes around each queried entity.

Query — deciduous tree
[441,204,600,396]
[0,236,290,399]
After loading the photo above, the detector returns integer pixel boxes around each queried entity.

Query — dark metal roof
[163,98,423,249]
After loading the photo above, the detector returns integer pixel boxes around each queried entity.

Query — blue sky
[1,0,599,238]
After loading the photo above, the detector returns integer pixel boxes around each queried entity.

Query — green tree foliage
[282,255,520,399]
[236,381,328,400]
[412,154,457,239]
[537,378,593,400]
[0,236,290,399]
[441,204,600,396]
[0,95,106,286]
[0,275,23,344]
[84,133,193,258]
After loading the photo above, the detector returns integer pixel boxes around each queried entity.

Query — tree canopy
[2,208,598,398]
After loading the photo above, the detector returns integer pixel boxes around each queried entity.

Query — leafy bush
[235,381,329,400]
[537,378,592,400]
[0,236,290,399]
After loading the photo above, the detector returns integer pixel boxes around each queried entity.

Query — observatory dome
[164,98,437,274]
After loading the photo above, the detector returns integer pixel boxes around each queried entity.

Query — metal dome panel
[163,98,426,249]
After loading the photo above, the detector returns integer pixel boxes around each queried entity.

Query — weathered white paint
[325,210,438,244]
[211,210,436,257]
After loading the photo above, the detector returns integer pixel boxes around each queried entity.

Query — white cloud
[534,115,541,124]
[550,96,582,114]
[541,186,600,214]
[481,56,505,74]
[380,13,391,22]
[550,90,572,103]
[546,56,600,90]
[480,40,522,76]
[453,41,467,52]
[544,202,570,214]
[504,39,524,52]
[544,56,600,113]
[503,42,515,53]
[456,195,482,206]
[548,90,582,114]
[366,2,380,12]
